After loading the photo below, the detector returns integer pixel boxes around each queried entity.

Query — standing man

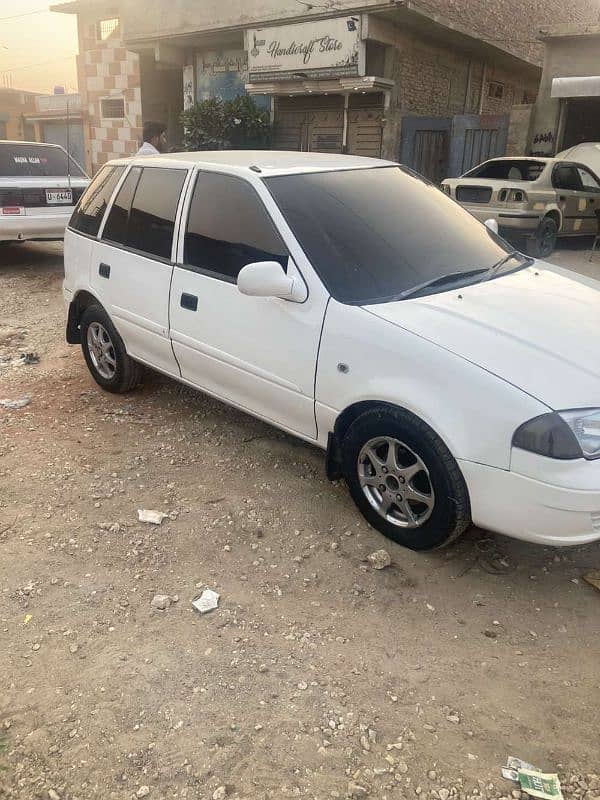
[137,121,168,155]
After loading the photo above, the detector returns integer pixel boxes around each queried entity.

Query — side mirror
[485,218,499,235]
[237,261,306,302]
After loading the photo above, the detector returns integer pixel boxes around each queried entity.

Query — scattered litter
[503,757,539,782]
[14,352,39,366]
[151,594,171,610]
[23,614,32,626]
[583,571,600,592]
[138,509,168,525]
[507,757,538,772]
[367,549,392,570]
[192,589,220,615]
[1,396,31,410]
[518,770,563,800]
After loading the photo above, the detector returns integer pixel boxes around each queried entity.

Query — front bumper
[0,211,72,241]
[459,457,600,546]
[464,206,542,233]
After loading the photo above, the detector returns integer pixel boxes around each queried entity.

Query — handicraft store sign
[248,16,362,82]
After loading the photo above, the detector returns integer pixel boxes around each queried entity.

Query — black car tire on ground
[527,216,558,258]
[80,304,143,393]
[341,406,471,551]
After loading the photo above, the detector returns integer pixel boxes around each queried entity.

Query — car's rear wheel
[529,216,558,258]
[80,304,142,393]
[341,407,471,551]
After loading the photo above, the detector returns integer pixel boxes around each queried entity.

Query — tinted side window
[126,168,186,260]
[553,165,582,191]
[102,166,141,245]
[70,166,125,236]
[184,172,289,281]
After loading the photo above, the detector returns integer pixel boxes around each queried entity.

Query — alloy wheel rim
[357,436,435,529]
[87,322,117,380]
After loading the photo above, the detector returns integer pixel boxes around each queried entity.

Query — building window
[100,97,125,119]
[96,17,120,41]
[488,81,505,100]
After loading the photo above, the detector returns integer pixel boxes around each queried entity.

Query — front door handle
[180,293,198,312]
[99,262,111,279]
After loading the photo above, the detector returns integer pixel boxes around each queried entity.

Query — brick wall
[77,13,142,173]
[417,0,600,65]
[385,33,539,119]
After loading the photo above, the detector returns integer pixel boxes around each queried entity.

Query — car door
[92,164,188,375]
[169,170,328,439]
[552,162,585,235]
[575,165,600,235]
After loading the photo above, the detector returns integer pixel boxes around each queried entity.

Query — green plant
[181,95,271,151]
[226,95,272,149]
[181,98,228,151]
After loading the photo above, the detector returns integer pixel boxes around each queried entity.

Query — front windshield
[264,166,513,304]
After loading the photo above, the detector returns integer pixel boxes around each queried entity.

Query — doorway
[274,96,344,153]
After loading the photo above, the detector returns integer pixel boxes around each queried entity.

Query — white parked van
[0,140,88,243]
[63,151,600,551]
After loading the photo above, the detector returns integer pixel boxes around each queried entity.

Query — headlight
[559,409,600,459]
[513,409,600,460]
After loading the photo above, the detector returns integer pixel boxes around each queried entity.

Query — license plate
[46,189,73,205]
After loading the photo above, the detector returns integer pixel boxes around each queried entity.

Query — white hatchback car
[0,140,89,243]
[63,152,600,551]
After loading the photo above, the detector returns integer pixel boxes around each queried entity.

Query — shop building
[54,0,599,177]
[528,25,600,156]
[0,87,39,141]
[22,93,86,169]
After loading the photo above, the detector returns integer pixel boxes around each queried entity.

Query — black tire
[80,304,143,393]
[341,407,471,551]
[527,216,558,258]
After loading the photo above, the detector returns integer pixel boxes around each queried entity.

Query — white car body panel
[364,265,600,411]
[89,238,180,376]
[62,150,600,547]
[0,167,88,242]
[314,299,548,468]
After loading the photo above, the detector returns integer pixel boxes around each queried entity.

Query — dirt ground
[1,241,599,800]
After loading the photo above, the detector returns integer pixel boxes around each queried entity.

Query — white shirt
[136,141,160,156]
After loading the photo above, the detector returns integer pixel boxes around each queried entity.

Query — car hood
[363,264,600,410]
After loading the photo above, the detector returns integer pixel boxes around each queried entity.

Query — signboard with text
[248,16,362,82]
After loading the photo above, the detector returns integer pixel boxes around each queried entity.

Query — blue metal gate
[401,113,509,181]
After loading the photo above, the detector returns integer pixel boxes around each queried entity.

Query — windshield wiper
[399,268,489,300]
[484,251,534,280]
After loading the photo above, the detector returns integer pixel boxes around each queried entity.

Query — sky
[0,0,78,94]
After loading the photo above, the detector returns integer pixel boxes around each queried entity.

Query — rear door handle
[99,262,111,279]
[180,293,198,312]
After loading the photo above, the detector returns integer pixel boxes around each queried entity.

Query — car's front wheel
[80,304,143,393]
[341,407,471,551]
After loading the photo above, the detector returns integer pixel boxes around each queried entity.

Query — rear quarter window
[70,166,125,237]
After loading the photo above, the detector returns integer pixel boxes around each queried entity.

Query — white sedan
[0,141,89,243]
[63,151,600,550]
